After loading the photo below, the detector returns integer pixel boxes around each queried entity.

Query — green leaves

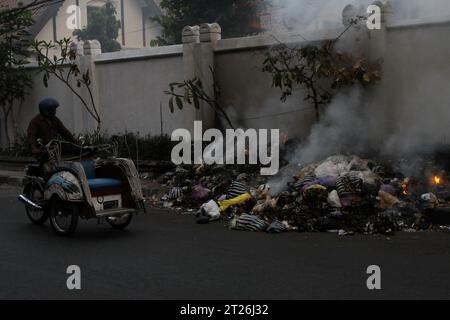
[30,37,102,128]
[0,4,34,106]
[169,97,174,113]
[193,96,200,110]
[175,96,183,110]
[43,73,49,88]
[262,40,381,119]
[72,1,121,53]
[166,79,201,113]
[164,68,234,128]
[152,0,265,46]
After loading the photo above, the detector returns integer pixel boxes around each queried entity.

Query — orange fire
[401,178,410,196]
[433,176,442,185]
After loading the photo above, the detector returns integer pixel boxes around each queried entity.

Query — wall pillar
[182,23,222,131]
[367,1,393,133]
[68,40,84,134]
[198,23,221,129]
[73,39,102,133]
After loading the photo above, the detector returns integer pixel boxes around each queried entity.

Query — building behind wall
[0,0,162,50]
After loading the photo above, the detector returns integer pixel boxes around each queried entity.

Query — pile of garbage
[147,155,450,235]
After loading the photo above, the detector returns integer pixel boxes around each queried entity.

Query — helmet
[39,97,59,119]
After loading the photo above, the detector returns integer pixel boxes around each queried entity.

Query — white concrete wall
[94,46,196,135]
[382,20,450,149]
[214,29,343,138]
[10,45,191,143]
[1,64,86,147]
[6,5,450,149]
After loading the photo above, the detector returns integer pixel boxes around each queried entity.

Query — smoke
[268,86,375,195]
[291,87,374,165]
[272,0,450,33]
[275,0,368,31]
[261,0,450,195]
[267,70,450,194]
[290,74,450,164]
[383,72,450,155]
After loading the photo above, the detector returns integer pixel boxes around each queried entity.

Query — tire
[24,183,48,225]
[49,197,79,236]
[107,213,133,230]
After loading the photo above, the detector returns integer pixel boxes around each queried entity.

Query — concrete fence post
[198,23,221,129]
[83,39,102,56]
[182,25,200,44]
[367,1,391,61]
[182,23,222,131]
[199,23,221,43]
[182,25,201,134]
[367,1,392,129]
[75,40,102,132]
[69,40,84,56]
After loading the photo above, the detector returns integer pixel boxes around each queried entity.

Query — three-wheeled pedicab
[18,139,146,236]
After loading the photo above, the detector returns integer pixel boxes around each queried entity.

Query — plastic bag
[219,193,252,212]
[327,190,342,208]
[200,200,221,220]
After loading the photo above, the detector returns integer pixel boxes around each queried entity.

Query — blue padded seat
[87,178,123,192]
[80,160,123,192]
[81,160,96,180]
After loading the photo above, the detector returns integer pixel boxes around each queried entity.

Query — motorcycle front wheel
[49,197,79,236]
[24,183,48,225]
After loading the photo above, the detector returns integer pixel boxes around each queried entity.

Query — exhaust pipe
[18,195,43,210]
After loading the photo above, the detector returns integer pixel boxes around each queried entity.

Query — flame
[401,178,410,196]
[433,176,442,185]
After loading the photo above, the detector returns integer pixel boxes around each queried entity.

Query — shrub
[1,132,174,162]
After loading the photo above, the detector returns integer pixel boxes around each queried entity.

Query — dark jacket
[27,114,77,152]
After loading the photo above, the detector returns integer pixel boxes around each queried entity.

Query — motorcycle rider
[27,97,78,158]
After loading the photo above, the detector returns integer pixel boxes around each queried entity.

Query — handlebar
[40,139,117,162]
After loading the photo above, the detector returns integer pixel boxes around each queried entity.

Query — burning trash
[146,154,450,236]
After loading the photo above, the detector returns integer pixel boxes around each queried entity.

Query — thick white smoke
[263,0,450,195]
[273,0,450,32]
[288,70,450,166]
[292,87,372,165]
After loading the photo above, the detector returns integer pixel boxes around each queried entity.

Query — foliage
[262,20,381,121]
[73,1,121,52]
[164,68,235,129]
[0,5,34,146]
[31,38,101,129]
[1,131,175,162]
[0,132,31,157]
[153,0,267,45]
[80,131,174,162]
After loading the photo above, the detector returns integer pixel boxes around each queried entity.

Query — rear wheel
[49,197,79,236]
[107,213,133,230]
[24,183,48,225]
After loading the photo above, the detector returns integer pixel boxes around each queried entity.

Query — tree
[73,1,121,52]
[165,68,235,129]
[153,0,267,46]
[32,38,101,130]
[262,20,381,122]
[0,5,34,147]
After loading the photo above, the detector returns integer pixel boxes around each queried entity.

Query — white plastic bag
[314,155,351,178]
[327,190,342,208]
[201,200,221,220]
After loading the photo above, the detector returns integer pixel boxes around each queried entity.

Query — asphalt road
[0,185,449,300]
